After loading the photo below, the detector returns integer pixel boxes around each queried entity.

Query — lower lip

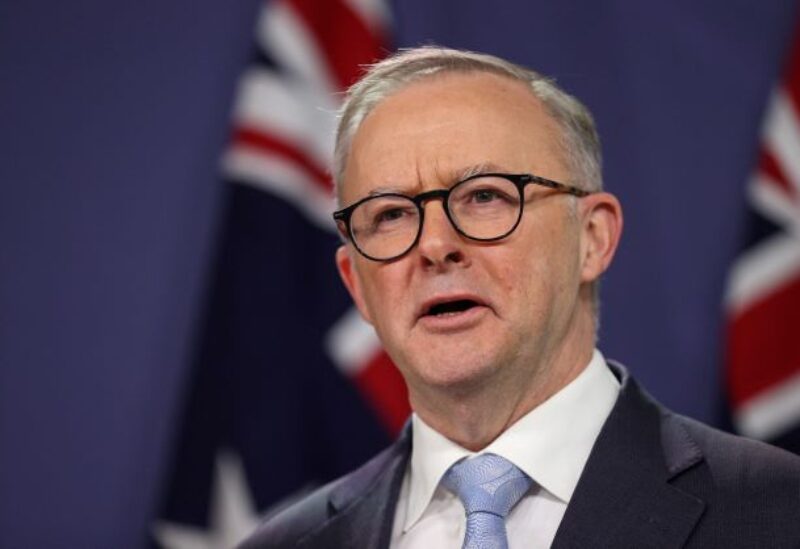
[417,305,490,333]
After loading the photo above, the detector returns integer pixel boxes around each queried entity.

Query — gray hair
[333,46,603,201]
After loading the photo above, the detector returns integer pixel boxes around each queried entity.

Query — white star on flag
[153,451,259,549]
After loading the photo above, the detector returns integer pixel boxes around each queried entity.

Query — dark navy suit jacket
[240,364,800,548]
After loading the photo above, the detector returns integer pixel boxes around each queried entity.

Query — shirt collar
[404,349,620,532]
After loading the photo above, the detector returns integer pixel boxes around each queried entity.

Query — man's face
[336,72,594,400]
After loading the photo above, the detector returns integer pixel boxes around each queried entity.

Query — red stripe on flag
[232,126,333,194]
[781,16,800,117]
[352,351,410,436]
[758,148,795,197]
[728,275,800,406]
[286,0,387,90]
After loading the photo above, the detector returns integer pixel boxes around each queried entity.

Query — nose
[416,200,467,269]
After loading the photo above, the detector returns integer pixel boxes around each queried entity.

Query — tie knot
[442,454,532,518]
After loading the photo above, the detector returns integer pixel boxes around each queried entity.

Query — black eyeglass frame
[332,172,593,262]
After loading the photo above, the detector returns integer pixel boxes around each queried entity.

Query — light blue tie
[442,453,532,549]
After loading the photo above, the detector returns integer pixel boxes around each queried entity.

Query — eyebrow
[365,162,514,198]
[457,162,512,180]
[366,186,407,197]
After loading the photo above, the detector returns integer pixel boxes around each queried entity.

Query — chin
[405,351,502,394]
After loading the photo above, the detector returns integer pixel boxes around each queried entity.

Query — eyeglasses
[333,172,592,262]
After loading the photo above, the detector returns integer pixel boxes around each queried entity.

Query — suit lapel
[552,364,705,548]
[298,426,411,549]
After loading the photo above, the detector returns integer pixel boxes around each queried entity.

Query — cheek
[482,244,545,317]
[357,263,409,333]
[488,221,576,316]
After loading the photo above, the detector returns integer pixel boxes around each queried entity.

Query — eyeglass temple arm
[521,174,592,197]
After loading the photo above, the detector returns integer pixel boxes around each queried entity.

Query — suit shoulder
[669,412,800,500]
[237,440,406,549]
[676,413,800,469]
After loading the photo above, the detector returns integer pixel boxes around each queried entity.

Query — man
[241,47,800,548]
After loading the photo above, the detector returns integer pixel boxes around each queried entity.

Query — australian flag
[153,1,410,546]
[725,14,800,454]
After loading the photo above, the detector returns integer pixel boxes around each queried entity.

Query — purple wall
[0,1,260,546]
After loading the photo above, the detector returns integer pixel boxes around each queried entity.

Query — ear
[335,245,374,325]
[578,192,623,283]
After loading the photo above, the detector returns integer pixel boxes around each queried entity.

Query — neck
[409,307,595,451]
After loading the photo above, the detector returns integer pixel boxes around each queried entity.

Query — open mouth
[424,299,481,317]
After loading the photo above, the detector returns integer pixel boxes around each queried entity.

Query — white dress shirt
[389,349,620,548]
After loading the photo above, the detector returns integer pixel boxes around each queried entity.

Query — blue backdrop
[0,0,797,546]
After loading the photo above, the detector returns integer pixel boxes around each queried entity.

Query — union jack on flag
[726,19,800,454]
[222,0,409,434]
[154,1,409,547]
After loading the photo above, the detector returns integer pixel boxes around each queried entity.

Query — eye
[463,185,515,206]
[367,202,417,231]
[376,207,407,223]
[471,188,503,203]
